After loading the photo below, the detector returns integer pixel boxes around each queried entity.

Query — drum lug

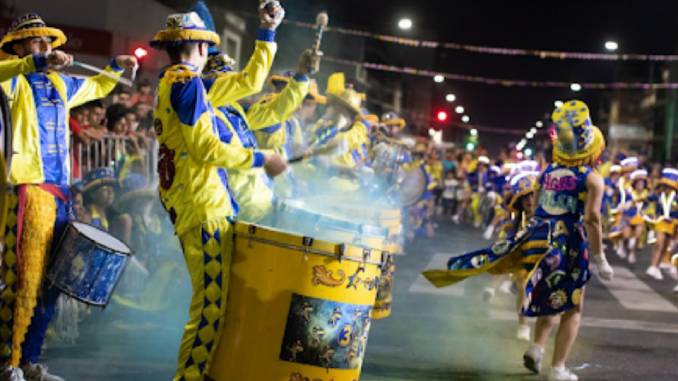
[247,225,257,248]
[302,236,314,261]
[337,244,346,262]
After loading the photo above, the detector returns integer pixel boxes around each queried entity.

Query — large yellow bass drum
[208,222,387,381]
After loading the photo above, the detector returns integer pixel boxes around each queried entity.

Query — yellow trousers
[0,186,57,366]
[174,217,233,381]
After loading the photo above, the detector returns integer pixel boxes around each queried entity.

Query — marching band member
[646,168,678,280]
[247,68,311,159]
[0,13,136,381]
[149,5,288,380]
[623,169,650,264]
[608,157,638,257]
[467,155,491,227]
[424,100,613,381]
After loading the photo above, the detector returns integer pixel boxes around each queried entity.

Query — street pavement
[44,218,678,380]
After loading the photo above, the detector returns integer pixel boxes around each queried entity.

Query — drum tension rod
[337,244,346,263]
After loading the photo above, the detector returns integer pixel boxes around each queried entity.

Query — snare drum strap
[39,184,69,202]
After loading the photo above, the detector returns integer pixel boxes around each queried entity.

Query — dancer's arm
[585,171,613,280]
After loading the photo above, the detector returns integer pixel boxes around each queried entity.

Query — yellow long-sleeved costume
[247,75,309,158]
[154,30,275,381]
[0,53,122,366]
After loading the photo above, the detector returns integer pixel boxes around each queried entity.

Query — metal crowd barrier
[71,135,158,184]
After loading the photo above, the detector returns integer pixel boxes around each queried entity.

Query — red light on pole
[134,47,149,59]
[436,110,448,122]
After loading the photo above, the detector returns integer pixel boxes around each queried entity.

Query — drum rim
[70,221,134,256]
[233,222,396,266]
[44,279,109,307]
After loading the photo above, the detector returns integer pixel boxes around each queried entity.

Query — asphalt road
[43,218,678,380]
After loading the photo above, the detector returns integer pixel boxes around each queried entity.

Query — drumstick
[313,12,329,52]
[72,61,134,88]
[289,139,348,164]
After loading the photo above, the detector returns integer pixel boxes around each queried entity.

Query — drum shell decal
[279,294,372,370]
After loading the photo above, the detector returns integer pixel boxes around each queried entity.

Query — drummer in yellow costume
[149,6,288,381]
[0,13,136,381]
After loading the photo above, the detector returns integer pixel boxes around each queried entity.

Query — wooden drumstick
[313,12,329,52]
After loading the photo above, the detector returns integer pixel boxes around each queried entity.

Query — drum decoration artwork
[372,253,395,320]
[208,222,385,381]
[46,222,133,307]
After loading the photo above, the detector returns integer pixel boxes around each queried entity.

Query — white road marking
[408,253,465,296]
[488,309,678,335]
[600,266,678,313]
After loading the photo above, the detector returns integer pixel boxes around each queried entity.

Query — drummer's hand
[259,1,285,30]
[47,50,73,70]
[264,154,288,177]
[115,55,139,71]
[297,49,322,75]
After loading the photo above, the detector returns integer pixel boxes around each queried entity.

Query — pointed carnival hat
[150,11,220,49]
[551,100,605,166]
[325,72,362,116]
[0,13,67,55]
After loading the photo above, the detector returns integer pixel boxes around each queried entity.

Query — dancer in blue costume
[424,100,614,381]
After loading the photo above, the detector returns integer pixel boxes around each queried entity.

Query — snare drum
[209,222,386,381]
[46,222,132,307]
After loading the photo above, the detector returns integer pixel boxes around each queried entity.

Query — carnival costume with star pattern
[0,13,124,367]
[424,100,604,317]
[150,11,273,381]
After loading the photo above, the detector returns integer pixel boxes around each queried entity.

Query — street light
[455,106,465,114]
[433,74,445,83]
[462,115,470,123]
[524,148,533,157]
[446,93,456,102]
[398,18,413,30]
[470,128,478,136]
[570,83,582,92]
[605,40,619,51]
[536,121,544,128]
[554,100,564,108]
[529,127,537,135]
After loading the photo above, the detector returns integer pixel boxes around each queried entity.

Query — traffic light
[133,47,149,60]
[436,110,448,122]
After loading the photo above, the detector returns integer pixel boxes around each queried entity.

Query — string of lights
[275,17,678,62]
[324,56,678,89]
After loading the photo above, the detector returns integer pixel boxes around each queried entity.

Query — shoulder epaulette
[163,65,199,84]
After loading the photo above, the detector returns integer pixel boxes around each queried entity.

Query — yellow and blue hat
[551,100,605,166]
[82,167,118,193]
[0,13,67,55]
[658,168,678,191]
[381,112,406,131]
[620,157,639,173]
[150,11,220,49]
[507,170,539,211]
[204,52,236,74]
[629,169,648,187]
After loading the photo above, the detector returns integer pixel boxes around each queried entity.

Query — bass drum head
[71,222,132,254]
[396,166,426,206]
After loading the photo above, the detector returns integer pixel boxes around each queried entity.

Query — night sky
[164,0,678,147]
